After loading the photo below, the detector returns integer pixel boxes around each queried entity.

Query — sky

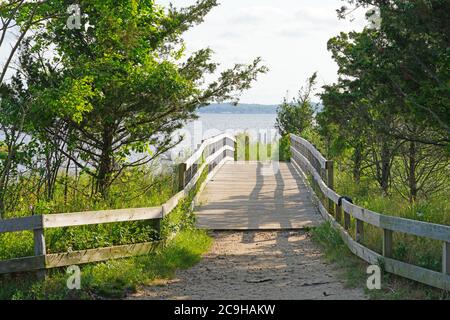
[157,0,368,104]
[0,1,368,105]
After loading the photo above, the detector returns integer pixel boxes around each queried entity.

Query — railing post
[356,219,364,243]
[178,163,187,192]
[335,203,342,224]
[443,242,449,275]
[383,229,393,258]
[33,216,46,279]
[154,217,162,241]
[344,210,351,230]
[326,160,335,215]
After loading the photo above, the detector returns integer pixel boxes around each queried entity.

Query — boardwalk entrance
[195,161,323,230]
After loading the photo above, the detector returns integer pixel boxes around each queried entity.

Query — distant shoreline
[198,102,322,114]
[198,103,278,114]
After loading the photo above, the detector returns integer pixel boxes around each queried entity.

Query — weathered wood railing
[290,134,450,291]
[0,133,236,276]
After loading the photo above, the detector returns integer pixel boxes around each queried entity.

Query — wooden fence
[290,134,450,291]
[0,133,236,276]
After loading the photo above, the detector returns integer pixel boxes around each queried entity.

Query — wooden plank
[0,256,45,274]
[384,256,450,291]
[378,214,450,243]
[43,207,162,229]
[0,215,42,234]
[292,145,450,243]
[178,162,187,191]
[192,157,233,209]
[327,188,340,205]
[383,229,393,258]
[291,135,327,169]
[45,242,160,269]
[185,133,235,169]
[344,210,351,230]
[34,229,46,256]
[326,160,335,216]
[162,191,184,216]
[343,204,381,227]
[317,202,450,291]
[340,199,449,243]
[196,161,323,230]
[33,225,47,279]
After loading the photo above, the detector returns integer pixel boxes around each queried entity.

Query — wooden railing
[290,134,450,291]
[0,133,236,276]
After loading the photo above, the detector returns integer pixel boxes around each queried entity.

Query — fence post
[444,242,449,275]
[178,163,187,192]
[335,203,342,224]
[344,210,351,230]
[383,229,393,258]
[356,219,364,243]
[154,217,162,241]
[325,160,335,216]
[33,216,46,279]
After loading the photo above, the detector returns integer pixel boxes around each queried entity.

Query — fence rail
[290,134,450,291]
[0,133,236,276]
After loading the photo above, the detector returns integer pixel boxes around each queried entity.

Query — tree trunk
[408,141,417,202]
[96,126,114,197]
[380,141,391,195]
[352,144,363,184]
[0,139,16,219]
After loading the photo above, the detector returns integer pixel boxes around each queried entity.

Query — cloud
[155,0,367,104]
[276,28,309,39]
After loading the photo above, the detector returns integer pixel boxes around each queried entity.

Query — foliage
[0,164,176,261]
[0,0,267,207]
[278,135,291,161]
[311,222,448,300]
[319,0,450,199]
[0,165,212,299]
[275,73,317,136]
[0,228,212,300]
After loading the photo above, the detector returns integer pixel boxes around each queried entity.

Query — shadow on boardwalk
[128,231,366,300]
[195,162,323,231]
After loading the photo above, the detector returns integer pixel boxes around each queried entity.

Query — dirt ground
[129,231,366,300]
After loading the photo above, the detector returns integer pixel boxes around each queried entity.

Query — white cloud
[0,1,369,105]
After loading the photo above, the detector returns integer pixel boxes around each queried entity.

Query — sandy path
[129,231,366,300]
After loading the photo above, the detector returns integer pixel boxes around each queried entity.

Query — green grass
[4,165,177,219]
[311,222,449,300]
[0,165,178,260]
[334,171,448,272]
[0,229,212,300]
[0,198,212,300]
[0,162,213,300]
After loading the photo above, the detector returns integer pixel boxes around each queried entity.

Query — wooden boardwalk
[195,161,323,230]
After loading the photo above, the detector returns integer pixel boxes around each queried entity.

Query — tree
[0,74,34,218]
[337,0,450,149]
[275,73,317,136]
[320,0,449,197]
[14,0,267,196]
